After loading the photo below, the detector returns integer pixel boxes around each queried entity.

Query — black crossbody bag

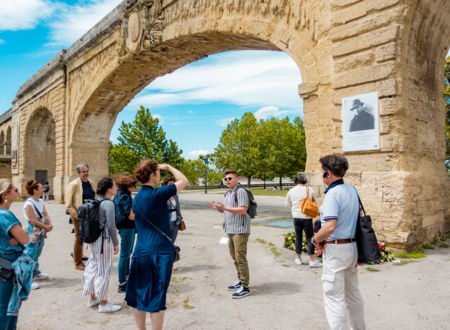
[0,246,24,281]
[133,200,180,262]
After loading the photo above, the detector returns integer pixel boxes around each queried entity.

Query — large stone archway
[22,108,56,198]
[10,0,450,248]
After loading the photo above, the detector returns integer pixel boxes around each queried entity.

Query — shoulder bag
[355,191,382,264]
[133,200,180,262]
[300,187,319,218]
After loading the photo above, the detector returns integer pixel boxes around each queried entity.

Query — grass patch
[439,243,449,248]
[366,267,380,272]
[183,298,194,309]
[270,246,281,257]
[249,189,288,197]
[256,238,281,257]
[392,250,426,259]
[422,244,435,250]
[393,260,419,266]
[282,264,290,268]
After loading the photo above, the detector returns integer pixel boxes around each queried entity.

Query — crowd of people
[0,154,365,330]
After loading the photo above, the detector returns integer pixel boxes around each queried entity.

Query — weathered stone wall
[9,0,450,248]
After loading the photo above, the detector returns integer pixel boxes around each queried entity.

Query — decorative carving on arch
[120,0,165,55]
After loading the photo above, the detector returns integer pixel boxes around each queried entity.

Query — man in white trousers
[312,154,365,330]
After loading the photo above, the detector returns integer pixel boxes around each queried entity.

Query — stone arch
[391,0,450,243]
[68,0,331,180]
[23,107,56,197]
[5,127,11,155]
[0,131,4,156]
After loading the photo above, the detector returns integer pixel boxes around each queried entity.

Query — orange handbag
[300,187,319,218]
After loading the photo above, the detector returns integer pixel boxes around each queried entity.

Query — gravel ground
[12,192,450,329]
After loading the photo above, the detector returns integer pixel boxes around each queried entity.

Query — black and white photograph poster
[342,91,380,152]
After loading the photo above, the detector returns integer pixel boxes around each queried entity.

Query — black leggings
[293,218,315,255]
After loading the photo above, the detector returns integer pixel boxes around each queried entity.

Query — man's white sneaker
[98,302,121,313]
[294,258,303,265]
[31,282,40,290]
[33,273,49,281]
[87,299,100,308]
[309,260,322,268]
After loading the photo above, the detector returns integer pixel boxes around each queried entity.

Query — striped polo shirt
[223,185,251,234]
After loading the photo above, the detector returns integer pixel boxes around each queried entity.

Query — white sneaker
[98,302,121,313]
[294,258,303,265]
[33,273,49,281]
[309,260,322,268]
[31,282,40,290]
[87,299,100,308]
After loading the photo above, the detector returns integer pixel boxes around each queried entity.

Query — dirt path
[12,192,450,329]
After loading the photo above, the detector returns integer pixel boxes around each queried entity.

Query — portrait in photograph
[342,92,380,152]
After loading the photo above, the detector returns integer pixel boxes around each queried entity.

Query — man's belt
[325,238,356,244]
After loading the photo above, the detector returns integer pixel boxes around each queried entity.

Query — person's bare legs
[150,311,165,330]
[134,309,147,330]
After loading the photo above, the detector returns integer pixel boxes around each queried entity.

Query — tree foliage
[109,106,183,174]
[213,112,307,187]
[213,113,261,186]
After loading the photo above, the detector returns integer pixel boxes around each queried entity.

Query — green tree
[213,113,260,186]
[444,56,450,173]
[178,159,204,185]
[260,116,306,188]
[109,106,183,174]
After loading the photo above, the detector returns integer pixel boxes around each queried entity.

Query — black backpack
[234,187,257,218]
[78,197,106,244]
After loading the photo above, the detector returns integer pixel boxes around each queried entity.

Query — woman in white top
[285,173,321,268]
[23,180,54,289]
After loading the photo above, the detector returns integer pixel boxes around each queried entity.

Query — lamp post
[203,156,208,194]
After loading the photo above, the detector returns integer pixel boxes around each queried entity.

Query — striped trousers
[83,236,113,301]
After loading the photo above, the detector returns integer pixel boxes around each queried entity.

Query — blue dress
[125,184,177,313]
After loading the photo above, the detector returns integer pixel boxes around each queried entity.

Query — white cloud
[186,150,209,160]
[216,117,236,127]
[0,39,4,44]
[188,110,193,114]
[131,51,302,110]
[47,0,122,46]
[0,0,53,31]
[254,106,289,120]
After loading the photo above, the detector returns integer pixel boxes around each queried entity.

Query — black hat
[350,99,364,110]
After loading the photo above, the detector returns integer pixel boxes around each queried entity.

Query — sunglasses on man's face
[224,177,234,182]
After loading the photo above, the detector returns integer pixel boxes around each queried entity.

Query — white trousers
[82,237,113,301]
[322,242,365,330]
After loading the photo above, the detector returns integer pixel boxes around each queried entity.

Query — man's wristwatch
[311,237,316,244]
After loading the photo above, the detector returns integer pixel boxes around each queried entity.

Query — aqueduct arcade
[7,0,450,248]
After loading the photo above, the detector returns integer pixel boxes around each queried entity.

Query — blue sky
[0,0,302,159]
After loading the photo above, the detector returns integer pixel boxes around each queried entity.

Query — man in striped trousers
[210,170,251,299]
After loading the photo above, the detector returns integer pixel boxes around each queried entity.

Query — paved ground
[12,192,450,329]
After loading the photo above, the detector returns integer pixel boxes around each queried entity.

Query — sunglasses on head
[224,177,234,182]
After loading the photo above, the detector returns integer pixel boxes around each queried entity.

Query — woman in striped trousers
[82,177,121,313]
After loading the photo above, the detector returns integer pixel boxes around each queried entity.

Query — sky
[0,0,300,159]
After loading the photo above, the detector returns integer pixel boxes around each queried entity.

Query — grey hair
[294,173,307,185]
[76,163,89,173]
[0,179,13,203]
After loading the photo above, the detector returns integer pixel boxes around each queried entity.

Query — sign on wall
[342,92,380,152]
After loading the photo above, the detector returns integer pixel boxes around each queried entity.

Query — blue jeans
[118,228,136,284]
[26,225,45,276]
[0,278,18,329]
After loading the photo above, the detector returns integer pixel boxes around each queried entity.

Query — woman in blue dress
[0,179,30,329]
[126,160,188,330]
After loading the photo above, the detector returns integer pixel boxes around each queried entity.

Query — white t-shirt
[169,198,177,222]
[285,185,316,219]
[23,198,45,222]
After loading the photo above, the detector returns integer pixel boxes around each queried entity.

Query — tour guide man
[66,163,95,271]
[210,170,251,299]
[312,154,365,330]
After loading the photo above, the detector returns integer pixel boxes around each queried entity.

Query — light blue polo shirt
[320,183,359,241]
